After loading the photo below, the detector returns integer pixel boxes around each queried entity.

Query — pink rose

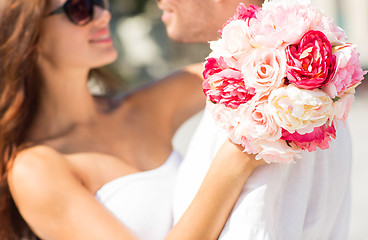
[206,101,238,133]
[281,124,336,152]
[241,48,286,98]
[234,100,282,142]
[203,57,256,109]
[323,44,367,98]
[286,30,337,90]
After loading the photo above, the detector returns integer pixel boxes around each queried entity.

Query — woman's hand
[212,138,267,178]
[166,139,268,240]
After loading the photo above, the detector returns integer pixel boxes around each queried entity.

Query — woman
[0,0,265,239]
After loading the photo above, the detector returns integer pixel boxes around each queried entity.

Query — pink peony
[252,139,301,164]
[330,93,355,125]
[312,13,348,46]
[230,135,301,164]
[286,30,337,90]
[281,124,336,152]
[203,57,228,79]
[206,101,239,134]
[248,2,318,48]
[203,57,256,109]
[323,44,367,98]
[232,4,259,23]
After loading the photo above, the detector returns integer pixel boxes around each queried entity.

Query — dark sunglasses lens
[65,0,93,25]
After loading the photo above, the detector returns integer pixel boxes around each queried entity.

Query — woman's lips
[90,37,113,44]
[90,28,113,44]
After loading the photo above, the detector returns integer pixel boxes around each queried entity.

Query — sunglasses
[47,0,109,26]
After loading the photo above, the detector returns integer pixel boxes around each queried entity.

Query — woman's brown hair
[0,0,47,239]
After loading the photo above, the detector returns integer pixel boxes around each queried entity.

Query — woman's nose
[93,5,111,26]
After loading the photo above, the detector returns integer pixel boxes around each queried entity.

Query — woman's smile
[89,27,113,45]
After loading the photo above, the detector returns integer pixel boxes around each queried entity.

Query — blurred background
[106,0,368,239]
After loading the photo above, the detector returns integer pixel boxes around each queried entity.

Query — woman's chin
[92,49,118,68]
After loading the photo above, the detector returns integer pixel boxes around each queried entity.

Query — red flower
[203,57,255,109]
[281,124,336,152]
[286,30,337,90]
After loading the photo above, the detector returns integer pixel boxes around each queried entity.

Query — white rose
[210,20,251,58]
[222,20,251,53]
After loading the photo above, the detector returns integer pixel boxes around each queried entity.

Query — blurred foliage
[109,0,151,16]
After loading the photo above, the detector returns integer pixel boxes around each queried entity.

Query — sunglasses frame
[47,0,109,26]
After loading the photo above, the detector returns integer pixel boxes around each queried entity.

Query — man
[156,0,352,239]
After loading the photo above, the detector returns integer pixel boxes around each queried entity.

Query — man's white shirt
[173,107,351,240]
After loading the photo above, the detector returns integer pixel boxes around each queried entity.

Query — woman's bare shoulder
[9,145,68,180]
[7,145,78,211]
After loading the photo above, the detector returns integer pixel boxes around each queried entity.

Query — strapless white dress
[95,151,181,240]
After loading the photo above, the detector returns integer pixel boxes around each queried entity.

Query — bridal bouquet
[203,0,367,163]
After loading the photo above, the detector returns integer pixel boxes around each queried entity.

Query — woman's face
[37,0,117,70]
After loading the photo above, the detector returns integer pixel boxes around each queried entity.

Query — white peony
[268,84,333,134]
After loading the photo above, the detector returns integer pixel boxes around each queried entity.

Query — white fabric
[173,108,352,239]
[95,151,181,240]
